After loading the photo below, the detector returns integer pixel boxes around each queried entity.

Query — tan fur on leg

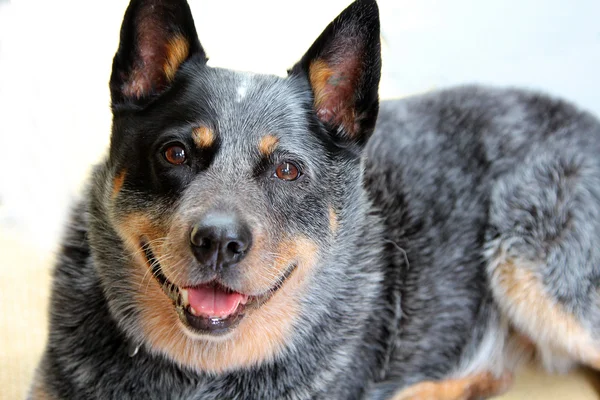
[389,372,512,400]
[489,257,600,371]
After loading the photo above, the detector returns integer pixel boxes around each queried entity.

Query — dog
[30,0,600,398]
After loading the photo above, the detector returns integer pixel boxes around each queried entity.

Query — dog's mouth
[141,241,296,336]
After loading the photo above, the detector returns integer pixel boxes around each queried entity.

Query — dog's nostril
[227,240,243,255]
[198,238,212,249]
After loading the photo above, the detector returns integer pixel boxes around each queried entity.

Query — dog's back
[364,86,600,397]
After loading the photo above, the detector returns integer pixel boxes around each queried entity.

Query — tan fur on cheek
[231,236,318,365]
[238,236,319,294]
[490,258,600,370]
[258,135,279,156]
[192,126,214,148]
[112,212,169,262]
[137,236,319,373]
[111,170,127,199]
[163,35,190,81]
[390,372,512,400]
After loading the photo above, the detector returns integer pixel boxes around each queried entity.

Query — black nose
[190,212,252,269]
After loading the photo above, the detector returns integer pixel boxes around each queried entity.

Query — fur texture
[32,0,600,399]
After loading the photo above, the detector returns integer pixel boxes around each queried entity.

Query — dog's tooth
[240,295,249,305]
[180,288,189,306]
[190,306,200,316]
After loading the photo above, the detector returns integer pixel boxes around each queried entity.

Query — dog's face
[98,0,380,372]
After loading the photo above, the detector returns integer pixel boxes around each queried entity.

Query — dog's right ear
[110,0,206,108]
[289,0,381,147]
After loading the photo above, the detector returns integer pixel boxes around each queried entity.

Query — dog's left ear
[110,0,207,108]
[289,0,381,145]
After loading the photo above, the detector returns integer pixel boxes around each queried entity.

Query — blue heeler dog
[31,0,600,398]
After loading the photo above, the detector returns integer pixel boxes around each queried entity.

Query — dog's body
[32,1,600,399]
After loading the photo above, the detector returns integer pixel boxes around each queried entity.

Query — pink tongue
[187,285,246,317]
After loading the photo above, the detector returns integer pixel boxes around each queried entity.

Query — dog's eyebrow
[192,126,215,148]
[190,125,220,170]
[258,135,279,157]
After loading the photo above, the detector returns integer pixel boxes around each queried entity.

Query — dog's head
[96,0,380,372]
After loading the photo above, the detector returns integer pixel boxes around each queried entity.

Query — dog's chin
[141,241,297,339]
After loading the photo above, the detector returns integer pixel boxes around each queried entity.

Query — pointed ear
[289,0,381,145]
[110,0,207,107]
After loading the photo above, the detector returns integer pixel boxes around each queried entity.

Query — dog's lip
[141,241,180,303]
[139,240,297,336]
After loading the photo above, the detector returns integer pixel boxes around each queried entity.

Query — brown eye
[164,145,186,165]
[275,161,300,181]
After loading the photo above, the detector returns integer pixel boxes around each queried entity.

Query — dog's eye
[274,162,300,181]
[164,145,187,165]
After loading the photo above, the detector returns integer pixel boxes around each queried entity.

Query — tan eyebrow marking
[259,135,279,156]
[192,126,215,148]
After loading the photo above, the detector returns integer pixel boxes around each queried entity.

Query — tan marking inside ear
[329,206,338,234]
[309,59,335,111]
[258,135,279,156]
[390,371,512,400]
[136,235,319,373]
[112,170,127,199]
[308,58,359,136]
[163,35,190,82]
[489,257,600,370]
[192,126,214,148]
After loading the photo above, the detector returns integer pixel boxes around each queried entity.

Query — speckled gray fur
[32,1,600,399]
